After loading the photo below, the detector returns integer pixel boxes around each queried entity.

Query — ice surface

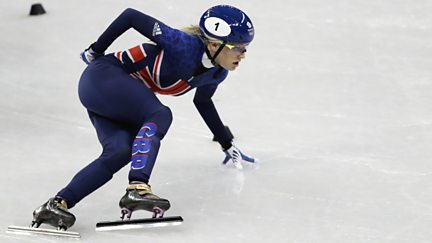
[1,0,432,242]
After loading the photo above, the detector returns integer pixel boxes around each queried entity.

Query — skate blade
[6,225,80,238]
[96,216,183,231]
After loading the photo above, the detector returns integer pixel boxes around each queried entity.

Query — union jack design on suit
[115,44,192,96]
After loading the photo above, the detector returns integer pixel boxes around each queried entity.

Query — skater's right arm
[194,85,258,169]
[193,85,233,150]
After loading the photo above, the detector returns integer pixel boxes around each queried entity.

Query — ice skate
[96,183,182,231]
[6,197,80,238]
[119,183,171,220]
[32,197,76,230]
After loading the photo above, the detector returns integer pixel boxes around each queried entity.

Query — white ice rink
[1,0,432,242]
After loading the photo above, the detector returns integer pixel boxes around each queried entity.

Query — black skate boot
[119,183,170,220]
[32,197,76,230]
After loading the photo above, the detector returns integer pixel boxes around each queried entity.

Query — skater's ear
[207,42,221,54]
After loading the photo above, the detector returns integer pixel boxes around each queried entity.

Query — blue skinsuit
[57,8,233,208]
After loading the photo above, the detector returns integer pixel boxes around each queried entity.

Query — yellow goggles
[213,40,248,54]
[224,43,248,54]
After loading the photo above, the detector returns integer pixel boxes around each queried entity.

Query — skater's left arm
[81,8,180,64]
[193,85,257,169]
[91,8,175,53]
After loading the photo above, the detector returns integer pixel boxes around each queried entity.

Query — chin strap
[201,38,226,78]
[206,41,227,66]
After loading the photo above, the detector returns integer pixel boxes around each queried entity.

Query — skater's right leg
[33,113,137,228]
[56,112,137,208]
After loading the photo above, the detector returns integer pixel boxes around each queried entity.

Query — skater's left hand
[80,43,104,65]
[223,144,257,169]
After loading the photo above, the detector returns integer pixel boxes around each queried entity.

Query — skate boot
[119,183,170,220]
[32,197,76,230]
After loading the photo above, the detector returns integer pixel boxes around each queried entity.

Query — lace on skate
[53,197,70,211]
[127,184,160,199]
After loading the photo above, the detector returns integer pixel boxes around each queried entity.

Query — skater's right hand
[80,43,104,65]
[222,144,257,170]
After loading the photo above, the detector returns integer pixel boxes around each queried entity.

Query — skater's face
[208,42,248,71]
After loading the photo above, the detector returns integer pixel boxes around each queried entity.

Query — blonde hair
[181,25,222,46]
[181,25,201,36]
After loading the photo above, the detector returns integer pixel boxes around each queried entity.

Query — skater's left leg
[128,105,173,184]
[118,106,173,218]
